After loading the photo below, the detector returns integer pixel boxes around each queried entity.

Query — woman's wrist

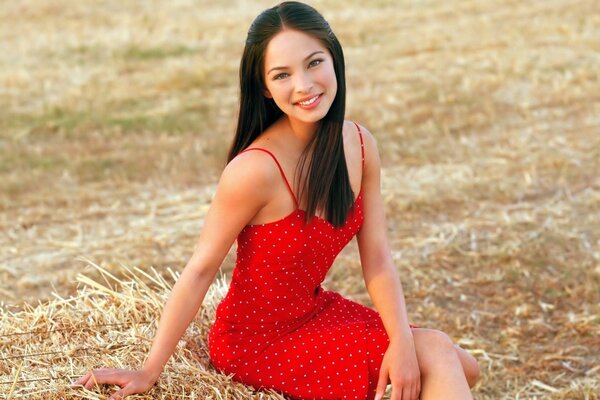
[141,364,163,382]
[388,325,414,345]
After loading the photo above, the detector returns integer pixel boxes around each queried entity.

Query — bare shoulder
[350,121,377,146]
[344,119,376,144]
[189,149,282,277]
[344,120,380,171]
[218,149,281,205]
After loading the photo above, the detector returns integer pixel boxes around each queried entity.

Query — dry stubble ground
[0,0,599,399]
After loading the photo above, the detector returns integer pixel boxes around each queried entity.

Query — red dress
[208,123,402,399]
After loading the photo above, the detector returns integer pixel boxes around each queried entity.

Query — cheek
[322,67,337,93]
[269,83,291,101]
[267,85,294,110]
[317,64,337,86]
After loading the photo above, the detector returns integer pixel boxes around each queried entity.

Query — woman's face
[263,29,337,124]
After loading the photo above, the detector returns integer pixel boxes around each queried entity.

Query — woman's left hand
[374,335,421,400]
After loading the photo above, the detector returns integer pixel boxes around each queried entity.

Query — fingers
[73,370,97,390]
[110,379,145,400]
[414,378,421,399]
[110,390,124,400]
[84,370,100,390]
[401,384,412,400]
[71,369,148,400]
[374,366,389,400]
[71,369,102,390]
[392,381,421,400]
[71,371,91,388]
[109,385,132,400]
[402,382,417,400]
[109,390,124,400]
[390,378,421,400]
[71,368,124,391]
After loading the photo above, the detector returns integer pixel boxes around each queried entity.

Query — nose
[294,71,314,93]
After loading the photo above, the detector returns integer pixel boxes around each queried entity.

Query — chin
[292,115,325,125]
[294,105,333,124]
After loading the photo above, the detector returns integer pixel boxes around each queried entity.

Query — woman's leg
[453,344,480,388]
[411,328,474,400]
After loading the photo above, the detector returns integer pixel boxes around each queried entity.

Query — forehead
[264,29,328,71]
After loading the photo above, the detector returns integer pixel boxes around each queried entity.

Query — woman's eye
[273,59,323,80]
[309,59,323,67]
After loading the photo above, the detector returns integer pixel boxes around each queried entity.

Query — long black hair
[227,1,353,228]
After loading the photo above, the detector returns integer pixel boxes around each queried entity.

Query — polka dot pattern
[207,123,398,399]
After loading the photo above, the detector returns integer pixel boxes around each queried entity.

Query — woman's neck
[284,116,318,148]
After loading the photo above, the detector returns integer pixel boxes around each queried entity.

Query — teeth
[298,95,319,106]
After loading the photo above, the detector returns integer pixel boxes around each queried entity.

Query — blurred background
[1,0,599,398]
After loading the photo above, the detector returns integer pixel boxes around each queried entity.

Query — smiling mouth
[295,94,321,106]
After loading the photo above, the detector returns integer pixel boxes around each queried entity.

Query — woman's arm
[73,151,278,398]
[355,125,420,399]
[356,126,412,341]
[142,152,276,378]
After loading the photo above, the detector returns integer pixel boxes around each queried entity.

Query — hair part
[227,1,354,227]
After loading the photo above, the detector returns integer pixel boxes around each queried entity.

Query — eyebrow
[267,51,325,75]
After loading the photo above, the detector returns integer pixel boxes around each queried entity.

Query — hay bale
[0,258,287,399]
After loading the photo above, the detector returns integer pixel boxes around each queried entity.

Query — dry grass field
[1,0,599,398]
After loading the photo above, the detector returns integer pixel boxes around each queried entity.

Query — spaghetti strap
[352,121,365,171]
[239,147,299,209]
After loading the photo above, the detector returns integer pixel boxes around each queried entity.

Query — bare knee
[454,344,480,387]
[467,359,480,388]
[412,329,459,375]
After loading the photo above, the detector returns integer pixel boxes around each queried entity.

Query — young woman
[73,2,479,399]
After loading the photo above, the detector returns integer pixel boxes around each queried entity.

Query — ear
[264,88,272,99]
